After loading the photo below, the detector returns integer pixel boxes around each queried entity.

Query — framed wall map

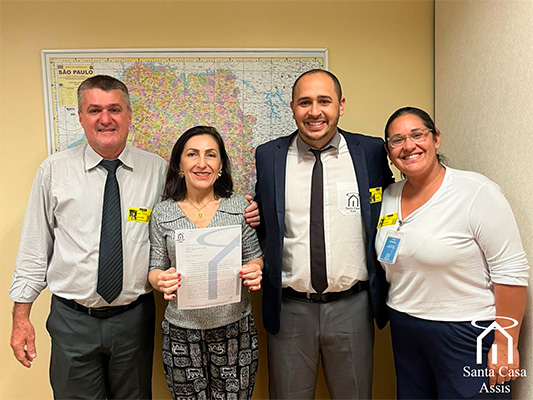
[42,48,327,194]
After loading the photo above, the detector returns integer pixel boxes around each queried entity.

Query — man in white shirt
[10,75,169,399]
[254,69,394,399]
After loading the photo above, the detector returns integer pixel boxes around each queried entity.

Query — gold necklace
[187,197,214,218]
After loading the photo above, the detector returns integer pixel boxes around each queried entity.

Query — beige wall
[0,1,434,399]
[435,0,532,398]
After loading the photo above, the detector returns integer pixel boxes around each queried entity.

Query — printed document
[175,225,242,310]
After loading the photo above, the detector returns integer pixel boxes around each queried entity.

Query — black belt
[282,280,368,303]
[53,293,149,319]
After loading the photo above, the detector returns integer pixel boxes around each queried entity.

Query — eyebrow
[87,103,123,109]
[296,95,333,102]
[185,147,218,152]
[390,128,426,136]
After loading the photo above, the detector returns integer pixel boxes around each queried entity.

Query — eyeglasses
[387,128,433,148]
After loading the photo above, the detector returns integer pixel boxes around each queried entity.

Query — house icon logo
[345,192,360,211]
[471,316,518,365]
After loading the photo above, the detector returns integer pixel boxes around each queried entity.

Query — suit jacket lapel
[274,132,296,239]
[342,130,372,242]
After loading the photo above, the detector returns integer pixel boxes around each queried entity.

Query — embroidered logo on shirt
[345,192,360,211]
[337,183,361,216]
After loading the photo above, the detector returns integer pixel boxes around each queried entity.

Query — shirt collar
[296,129,341,159]
[84,144,133,171]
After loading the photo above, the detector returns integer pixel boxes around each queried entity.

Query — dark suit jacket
[254,129,394,334]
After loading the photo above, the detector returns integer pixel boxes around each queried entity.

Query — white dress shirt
[10,144,168,308]
[283,132,368,293]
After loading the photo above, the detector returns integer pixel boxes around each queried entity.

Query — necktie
[97,159,123,304]
[310,149,328,294]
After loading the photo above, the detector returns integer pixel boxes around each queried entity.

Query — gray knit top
[149,195,263,329]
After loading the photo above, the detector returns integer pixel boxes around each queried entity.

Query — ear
[339,97,346,117]
[384,141,391,156]
[433,129,441,151]
[290,101,295,119]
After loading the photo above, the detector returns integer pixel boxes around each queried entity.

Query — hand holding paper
[240,260,263,291]
[154,267,181,301]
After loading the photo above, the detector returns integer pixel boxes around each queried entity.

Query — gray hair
[77,75,131,110]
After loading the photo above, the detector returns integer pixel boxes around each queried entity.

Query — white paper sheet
[175,225,242,310]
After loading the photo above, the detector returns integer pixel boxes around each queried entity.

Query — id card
[378,230,403,264]
[128,207,152,223]
[377,213,398,229]
[369,187,382,204]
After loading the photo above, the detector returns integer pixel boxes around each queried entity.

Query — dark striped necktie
[97,159,123,304]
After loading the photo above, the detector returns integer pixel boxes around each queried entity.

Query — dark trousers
[389,308,511,399]
[46,293,155,399]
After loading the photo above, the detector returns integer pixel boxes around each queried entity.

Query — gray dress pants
[46,293,155,399]
[267,290,374,399]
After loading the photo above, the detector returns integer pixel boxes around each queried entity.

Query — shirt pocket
[125,206,151,243]
[336,182,361,216]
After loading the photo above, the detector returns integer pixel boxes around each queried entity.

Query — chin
[303,131,329,144]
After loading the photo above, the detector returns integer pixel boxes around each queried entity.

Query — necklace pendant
[196,211,204,218]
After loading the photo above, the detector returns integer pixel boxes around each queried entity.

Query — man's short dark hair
[291,69,343,101]
[77,75,131,110]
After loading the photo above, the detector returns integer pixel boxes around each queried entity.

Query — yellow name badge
[128,207,152,223]
[377,213,398,229]
[369,187,382,204]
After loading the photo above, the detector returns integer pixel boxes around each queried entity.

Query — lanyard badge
[378,230,403,264]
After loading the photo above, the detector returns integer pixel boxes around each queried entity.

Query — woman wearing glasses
[376,107,529,399]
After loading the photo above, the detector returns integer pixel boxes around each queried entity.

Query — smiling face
[78,88,132,159]
[290,72,345,149]
[179,134,222,194]
[386,113,441,178]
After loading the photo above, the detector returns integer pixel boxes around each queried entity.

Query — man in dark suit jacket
[254,69,393,399]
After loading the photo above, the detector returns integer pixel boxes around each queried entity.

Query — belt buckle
[88,307,102,318]
[88,307,112,318]
[308,292,319,302]
[309,292,326,303]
